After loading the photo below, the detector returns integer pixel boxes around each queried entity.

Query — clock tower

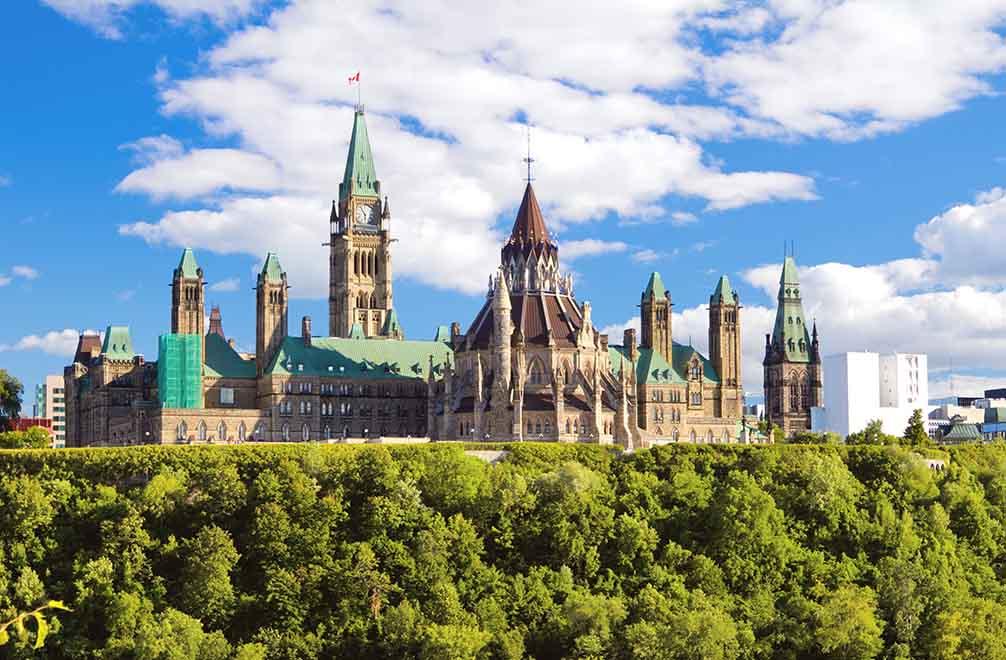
[329,106,396,338]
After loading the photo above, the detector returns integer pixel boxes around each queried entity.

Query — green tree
[903,409,931,447]
[0,369,21,432]
[848,419,897,445]
[0,426,50,448]
[815,585,884,660]
[176,525,240,627]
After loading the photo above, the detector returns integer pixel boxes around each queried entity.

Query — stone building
[763,255,823,436]
[430,183,746,447]
[64,107,450,447]
[65,103,750,448]
[431,183,637,445]
[610,272,745,444]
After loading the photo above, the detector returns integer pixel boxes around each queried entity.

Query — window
[218,421,227,442]
[197,421,207,442]
[707,430,714,443]
[299,401,306,415]
[284,382,293,393]
[220,387,235,405]
[176,421,187,441]
[690,392,702,406]
[566,419,571,434]
[282,423,290,441]
[689,430,696,442]
[238,423,247,442]
[672,428,679,442]
[526,420,533,434]
[302,424,310,442]
[324,425,331,440]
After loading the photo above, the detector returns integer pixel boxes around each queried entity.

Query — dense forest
[0,441,1005,659]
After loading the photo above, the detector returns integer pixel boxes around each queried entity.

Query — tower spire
[523,125,535,184]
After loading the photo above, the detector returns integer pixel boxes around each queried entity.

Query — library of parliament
[64,107,821,447]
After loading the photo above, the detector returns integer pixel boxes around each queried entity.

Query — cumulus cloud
[913,187,1006,286]
[209,277,240,292]
[41,0,263,38]
[113,0,823,296]
[561,239,630,261]
[631,249,677,264]
[703,1,1006,139]
[116,146,283,200]
[0,329,85,356]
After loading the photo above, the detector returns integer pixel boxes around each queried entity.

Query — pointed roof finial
[523,124,535,184]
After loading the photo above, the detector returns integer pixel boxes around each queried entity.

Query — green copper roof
[101,326,135,361]
[642,272,667,300]
[260,253,284,283]
[434,325,451,342]
[943,422,981,441]
[178,248,200,279]
[770,256,812,363]
[381,309,403,338]
[349,323,365,340]
[339,109,379,200]
[204,333,255,379]
[711,275,736,305]
[608,341,719,385]
[266,336,452,380]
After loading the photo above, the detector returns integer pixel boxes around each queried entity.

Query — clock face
[355,202,378,226]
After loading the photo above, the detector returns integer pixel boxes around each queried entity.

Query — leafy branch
[0,601,72,649]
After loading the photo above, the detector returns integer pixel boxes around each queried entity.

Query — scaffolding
[157,334,202,409]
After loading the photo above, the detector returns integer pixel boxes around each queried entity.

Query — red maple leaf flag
[348,72,360,84]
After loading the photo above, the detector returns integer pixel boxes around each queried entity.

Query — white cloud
[41,0,263,38]
[913,187,1006,286]
[116,289,136,302]
[631,249,677,264]
[0,329,84,357]
[116,146,283,200]
[703,1,1006,139]
[114,0,821,296]
[11,265,39,280]
[0,276,10,287]
[209,277,240,292]
[561,239,630,261]
[671,211,698,226]
[690,240,716,253]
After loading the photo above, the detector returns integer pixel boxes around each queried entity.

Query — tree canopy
[0,441,1001,659]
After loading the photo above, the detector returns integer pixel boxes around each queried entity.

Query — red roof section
[508,184,551,246]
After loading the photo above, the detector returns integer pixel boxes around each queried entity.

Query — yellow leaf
[0,626,9,646]
[32,613,48,649]
[46,600,71,612]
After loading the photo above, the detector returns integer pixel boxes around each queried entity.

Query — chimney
[451,322,461,340]
[302,316,312,347]
[624,328,638,362]
[208,305,225,338]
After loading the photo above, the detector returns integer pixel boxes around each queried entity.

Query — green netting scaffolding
[157,334,203,409]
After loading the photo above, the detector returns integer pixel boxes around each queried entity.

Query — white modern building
[811,352,928,438]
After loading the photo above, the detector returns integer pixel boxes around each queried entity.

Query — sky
[3,0,1006,406]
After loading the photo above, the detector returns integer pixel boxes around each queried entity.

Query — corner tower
[328,106,394,338]
[640,272,671,361]
[256,253,288,376]
[170,248,205,360]
[763,256,823,436]
[710,275,743,417]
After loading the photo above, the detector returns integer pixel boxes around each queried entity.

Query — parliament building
[65,106,764,448]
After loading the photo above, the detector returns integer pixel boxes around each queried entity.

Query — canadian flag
[348,71,360,84]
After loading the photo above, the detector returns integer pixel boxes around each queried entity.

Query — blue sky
[4,0,1006,404]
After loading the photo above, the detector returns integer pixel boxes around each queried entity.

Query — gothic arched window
[672,428,679,442]
[238,422,246,442]
[302,424,310,442]
[707,430,714,443]
[197,421,207,442]
[354,251,360,275]
[528,360,544,385]
[282,423,290,442]
[176,421,187,441]
[217,421,227,443]
[689,429,697,443]
[370,293,378,309]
